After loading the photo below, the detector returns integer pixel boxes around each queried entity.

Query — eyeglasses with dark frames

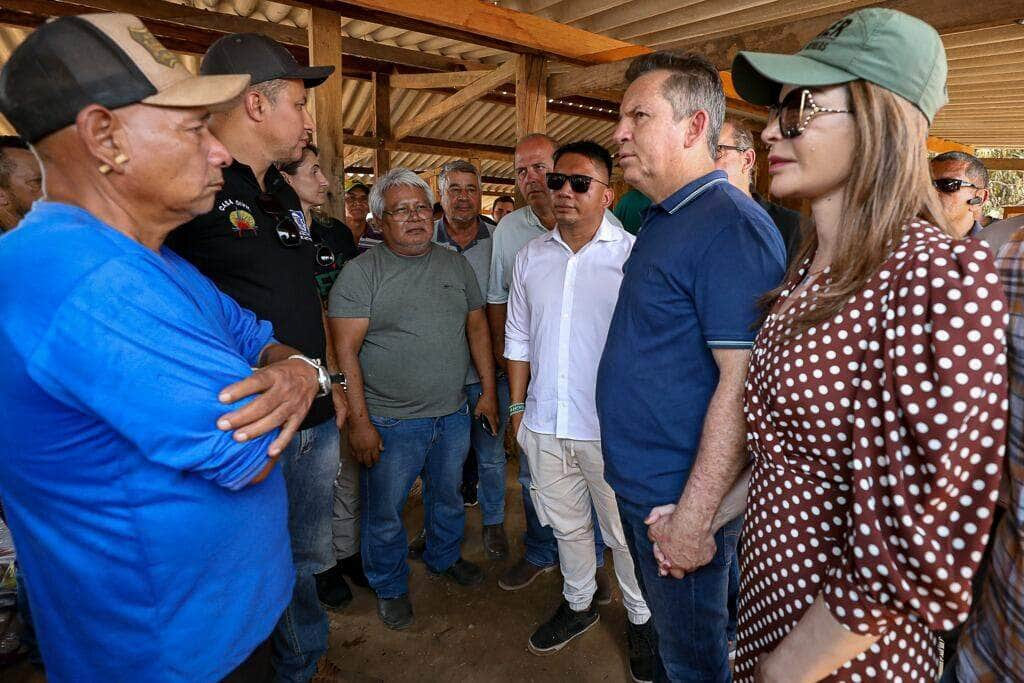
[383,204,434,223]
[546,173,609,193]
[768,88,854,139]
[715,144,750,160]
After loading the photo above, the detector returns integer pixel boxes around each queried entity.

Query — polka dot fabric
[735,221,1008,681]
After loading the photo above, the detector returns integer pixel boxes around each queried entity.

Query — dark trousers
[617,495,741,683]
[221,639,273,683]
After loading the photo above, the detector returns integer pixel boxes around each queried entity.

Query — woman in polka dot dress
[728,9,1008,682]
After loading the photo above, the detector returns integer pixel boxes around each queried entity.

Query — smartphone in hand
[477,413,495,437]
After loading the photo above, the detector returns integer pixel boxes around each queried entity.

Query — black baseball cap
[0,13,250,144]
[201,33,334,88]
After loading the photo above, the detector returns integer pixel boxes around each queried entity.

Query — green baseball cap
[344,178,371,193]
[731,8,947,123]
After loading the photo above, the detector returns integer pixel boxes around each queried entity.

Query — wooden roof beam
[272,0,649,65]
[547,61,766,120]
[346,133,513,162]
[392,60,515,140]
[927,136,975,154]
[390,70,493,90]
[6,0,494,73]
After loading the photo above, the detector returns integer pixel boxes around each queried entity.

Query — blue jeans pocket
[369,415,400,429]
[456,402,470,417]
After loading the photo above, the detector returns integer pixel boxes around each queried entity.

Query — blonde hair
[764,80,951,331]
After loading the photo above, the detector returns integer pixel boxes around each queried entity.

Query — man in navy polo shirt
[596,51,785,681]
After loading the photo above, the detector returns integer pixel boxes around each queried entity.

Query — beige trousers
[520,426,650,621]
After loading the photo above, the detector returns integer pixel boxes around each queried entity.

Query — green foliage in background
[976,148,1024,219]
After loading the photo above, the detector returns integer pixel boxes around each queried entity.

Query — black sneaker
[528,600,600,655]
[314,564,352,611]
[339,553,370,588]
[626,618,657,682]
[377,595,414,630]
[431,558,484,586]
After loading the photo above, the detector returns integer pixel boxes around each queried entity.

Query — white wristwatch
[288,354,332,398]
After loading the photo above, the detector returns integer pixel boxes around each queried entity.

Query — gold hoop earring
[113,153,129,165]
[98,164,112,175]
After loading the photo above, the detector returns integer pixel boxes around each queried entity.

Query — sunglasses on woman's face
[932,177,981,194]
[546,172,609,193]
[768,88,854,139]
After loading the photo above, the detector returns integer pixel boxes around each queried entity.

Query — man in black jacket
[715,116,807,265]
[166,33,347,683]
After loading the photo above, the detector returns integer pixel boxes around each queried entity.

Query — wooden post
[307,7,345,218]
[373,72,391,179]
[421,168,440,204]
[515,54,547,139]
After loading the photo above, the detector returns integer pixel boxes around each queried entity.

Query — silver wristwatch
[288,354,332,398]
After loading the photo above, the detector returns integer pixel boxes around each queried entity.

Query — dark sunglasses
[768,88,853,139]
[933,177,981,194]
[257,192,303,247]
[258,192,336,266]
[546,173,609,193]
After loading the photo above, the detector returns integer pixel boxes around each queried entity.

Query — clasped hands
[644,504,717,579]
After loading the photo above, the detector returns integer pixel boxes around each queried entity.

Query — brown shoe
[595,565,613,605]
[482,524,509,560]
[498,557,556,591]
[312,656,345,682]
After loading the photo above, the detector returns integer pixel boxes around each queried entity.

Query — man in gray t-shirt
[327,169,498,630]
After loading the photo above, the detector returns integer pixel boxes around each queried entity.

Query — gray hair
[251,78,289,105]
[723,116,755,151]
[369,167,435,219]
[625,51,725,159]
[438,160,480,197]
[932,150,989,188]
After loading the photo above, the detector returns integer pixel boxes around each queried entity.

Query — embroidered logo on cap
[128,25,180,68]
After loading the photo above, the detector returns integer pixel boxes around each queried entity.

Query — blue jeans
[16,573,41,668]
[617,495,741,682]
[361,403,471,598]
[272,419,340,683]
[466,377,510,526]
[518,435,605,568]
[727,517,743,642]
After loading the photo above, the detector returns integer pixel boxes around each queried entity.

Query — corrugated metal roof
[1,0,1022,179]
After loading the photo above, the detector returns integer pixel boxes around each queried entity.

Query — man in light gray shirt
[328,168,498,631]
[432,160,510,559]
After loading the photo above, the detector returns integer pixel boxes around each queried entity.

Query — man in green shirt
[328,168,498,630]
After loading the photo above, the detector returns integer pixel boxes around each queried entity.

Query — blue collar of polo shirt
[433,216,491,252]
[656,170,730,216]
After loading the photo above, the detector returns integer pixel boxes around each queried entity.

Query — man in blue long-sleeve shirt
[0,14,337,682]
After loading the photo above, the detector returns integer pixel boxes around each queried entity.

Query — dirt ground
[5,456,635,683]
[324,456,634,683]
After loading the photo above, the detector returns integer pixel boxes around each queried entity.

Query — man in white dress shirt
[504,141,655,681]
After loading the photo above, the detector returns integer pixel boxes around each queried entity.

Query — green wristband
[508,402,526,417]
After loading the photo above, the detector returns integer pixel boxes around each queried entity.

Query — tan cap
[0,13,250,142]
[82,14,250,110]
